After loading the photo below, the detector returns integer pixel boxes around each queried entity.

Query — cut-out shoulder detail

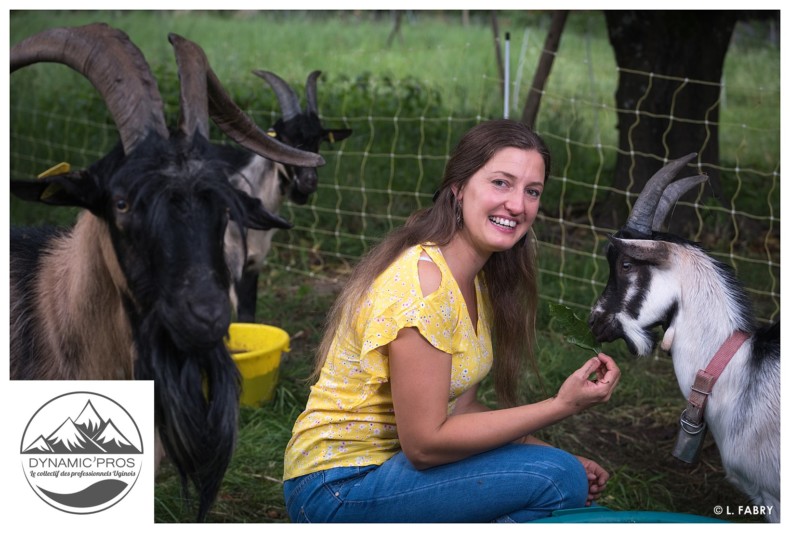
[418,253,442,297]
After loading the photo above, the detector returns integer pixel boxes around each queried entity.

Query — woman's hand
[555,353,620,413]
[575,455,609,506]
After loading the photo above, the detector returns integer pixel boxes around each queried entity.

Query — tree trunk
[491,12,505,98]
[522,11,568,128]
[601,11,737,234]
[387,11,404,48]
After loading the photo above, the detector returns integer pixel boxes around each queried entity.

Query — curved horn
[625,152,698,234]
[651,175,708,232]
[167,35,323,168]
[305,70,322,115]
[11,23,169,153]
[168,33,210,140]
[253,70,301,122]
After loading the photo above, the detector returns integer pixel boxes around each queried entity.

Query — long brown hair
[313,119,550,407]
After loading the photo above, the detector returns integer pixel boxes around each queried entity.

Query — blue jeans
[283,443,588,522]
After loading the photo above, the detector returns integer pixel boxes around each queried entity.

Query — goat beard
[133,313,241,522]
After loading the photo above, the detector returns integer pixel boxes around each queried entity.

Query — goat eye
[621,260,632,271]
[114,198,129,213]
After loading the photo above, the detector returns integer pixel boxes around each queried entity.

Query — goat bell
[672,410,708,464]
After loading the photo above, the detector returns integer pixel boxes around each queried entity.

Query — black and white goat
[9,24,323,521]
[588,153,780,521]
[224,70,352,322]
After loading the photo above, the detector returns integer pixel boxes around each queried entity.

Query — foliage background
[8,9,780,523]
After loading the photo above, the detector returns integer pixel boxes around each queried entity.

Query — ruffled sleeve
[354,246,461,381]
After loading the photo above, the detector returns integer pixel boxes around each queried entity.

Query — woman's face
[454,147,545,256]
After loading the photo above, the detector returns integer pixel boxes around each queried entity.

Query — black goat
[588,154,780,521]
[224,70,352,322]
[9,24,323,521]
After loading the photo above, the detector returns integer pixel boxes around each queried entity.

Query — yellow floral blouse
[283,243,493,480]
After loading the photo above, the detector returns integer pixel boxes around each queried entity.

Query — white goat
[588,153,780,522]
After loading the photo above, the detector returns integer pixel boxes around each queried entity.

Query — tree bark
[601,11,737,233]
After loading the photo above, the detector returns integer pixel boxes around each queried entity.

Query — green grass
[9,10,778,523]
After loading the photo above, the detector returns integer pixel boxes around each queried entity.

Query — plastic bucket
[227,323,290,407]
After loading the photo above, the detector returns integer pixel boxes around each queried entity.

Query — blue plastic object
[532,506,728,523]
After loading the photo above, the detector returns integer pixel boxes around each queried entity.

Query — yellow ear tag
[328,131,335,144]
[38,162,71,179]
[266,130,277,138]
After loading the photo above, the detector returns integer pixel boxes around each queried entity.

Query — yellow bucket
[226,323,290,407]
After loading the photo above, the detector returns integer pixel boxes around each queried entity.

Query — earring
[455,199,464,228]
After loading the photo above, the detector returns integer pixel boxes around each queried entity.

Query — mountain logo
[20,391,144,514]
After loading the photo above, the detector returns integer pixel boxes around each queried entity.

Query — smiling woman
[281,119,621,523]
[453,147,545,257]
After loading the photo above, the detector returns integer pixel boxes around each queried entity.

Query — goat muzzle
[588,310,621,344]
[294,167,318,194]
[159,285,231,350]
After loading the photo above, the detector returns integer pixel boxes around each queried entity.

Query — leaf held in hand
[549,303,602,354]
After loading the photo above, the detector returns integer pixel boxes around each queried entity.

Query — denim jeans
[283,443,588,523]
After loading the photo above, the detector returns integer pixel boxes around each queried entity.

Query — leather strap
[683,331,750,426]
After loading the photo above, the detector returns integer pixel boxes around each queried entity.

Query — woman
[283,119,620,522]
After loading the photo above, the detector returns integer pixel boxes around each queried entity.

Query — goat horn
[305,70,322,115]
[11,23,169,153]
[253,70,302,122]
[651,174,708,232]
[167,36,323,168]
[625,152,698,235]
[168,33,210,140]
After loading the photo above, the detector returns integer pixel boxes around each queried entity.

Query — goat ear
[10,173,101,210]
[609,235,672,265]
[233,191,293,231]
[323,128,352,144]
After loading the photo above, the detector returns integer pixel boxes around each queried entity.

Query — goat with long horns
[224,69,352,322]
[9,23,323,521]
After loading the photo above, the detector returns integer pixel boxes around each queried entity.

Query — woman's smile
[489,216,518,230]
[454,147,545,256]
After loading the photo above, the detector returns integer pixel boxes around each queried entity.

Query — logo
[19,391,144,514]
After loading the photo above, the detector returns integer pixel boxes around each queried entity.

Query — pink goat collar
[685,330,751,424]
[673,330,751,463]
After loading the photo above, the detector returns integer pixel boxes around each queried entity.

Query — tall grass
[9,10,777,523]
